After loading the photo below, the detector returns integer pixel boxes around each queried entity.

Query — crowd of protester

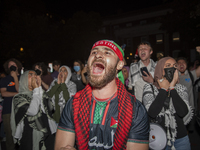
[0,41,199,150]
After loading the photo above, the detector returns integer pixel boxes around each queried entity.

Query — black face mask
[164,67,176,83]
[35,69,41,75]
[9,65,17,71]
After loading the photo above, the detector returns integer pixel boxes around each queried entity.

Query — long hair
[3,58,22,75]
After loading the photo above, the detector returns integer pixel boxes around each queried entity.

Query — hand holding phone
[140,67,149,77]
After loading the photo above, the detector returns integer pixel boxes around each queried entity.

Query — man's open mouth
[92,62,105,74]
[141,52,146,57]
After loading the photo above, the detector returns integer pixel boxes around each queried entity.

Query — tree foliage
[0,7,106,69]
[160,0,200,44]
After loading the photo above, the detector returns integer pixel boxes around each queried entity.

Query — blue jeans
[165,135,191,150]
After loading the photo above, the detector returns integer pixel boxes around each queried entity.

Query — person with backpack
[177,54,200,134]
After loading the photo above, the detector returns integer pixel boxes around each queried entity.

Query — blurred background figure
[81,61,88,85]
[51,60,61,79]
[122,66,131,93]
[143,57,193,150]
[71,60,86,92]
[0,73,6,79]
[11,70,56,150]
[33,62,53,91]
[0,58,22,150]
[156,51,164,62]
[176,47,200,148]
[47,65,76,124]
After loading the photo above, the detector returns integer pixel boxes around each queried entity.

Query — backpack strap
[188,71,194,85]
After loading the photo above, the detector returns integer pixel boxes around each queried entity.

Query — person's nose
[95,51,104,59]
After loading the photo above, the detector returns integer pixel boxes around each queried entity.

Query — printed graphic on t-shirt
[110,117,118,128]
[8,81,15,86]
[185,78,190,82]
[89,98,118,150]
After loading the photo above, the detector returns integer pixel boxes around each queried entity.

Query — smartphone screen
[140,67,149,76]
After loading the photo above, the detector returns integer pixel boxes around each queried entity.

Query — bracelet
[169,87,175,89]
[161,88,168,92]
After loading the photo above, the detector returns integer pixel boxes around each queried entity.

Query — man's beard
[87,60,117,89]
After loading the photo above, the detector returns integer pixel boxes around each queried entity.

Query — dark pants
[2,114,15,150]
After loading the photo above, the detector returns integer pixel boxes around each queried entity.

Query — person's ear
[150,50,153,55]
[117,60,124,70]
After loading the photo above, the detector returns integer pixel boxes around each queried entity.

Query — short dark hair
[33,62,48,75]
[52,60,61,66]
[177,57,188,65]
[3,58,22,74]
[137,41,153,51]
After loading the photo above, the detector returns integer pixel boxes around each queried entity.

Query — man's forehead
[92,46,112,50]
[139,44,150,48]
[92,46,115,52]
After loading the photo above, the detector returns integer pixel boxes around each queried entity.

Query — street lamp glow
[20,47,24,52]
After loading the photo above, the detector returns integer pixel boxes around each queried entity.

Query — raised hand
[57,72,62,84]
[169,69,178,87]
[61,72,65,83]
[31,77,38,89]
[36,76,42,87]
[10,71,17,78]
[157,78,170,90]
[142,72,154,84]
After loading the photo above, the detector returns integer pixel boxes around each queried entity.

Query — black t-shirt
[58,95,149,150]
[71,72,85,92]
[0,75,20,114]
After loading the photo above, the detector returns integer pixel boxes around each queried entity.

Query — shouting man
[128,41,156,102]
[55,40,149,150]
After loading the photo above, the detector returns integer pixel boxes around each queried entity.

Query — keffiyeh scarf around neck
[72,78,134,150]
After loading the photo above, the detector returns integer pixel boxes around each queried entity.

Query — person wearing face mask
[0,58,22,150]
[143,57,193,150]
[71,60,86,92]
[10,70,57,150]
[47,66,76,124]
[33,62,53,91]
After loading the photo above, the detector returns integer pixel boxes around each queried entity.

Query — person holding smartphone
[128,41,157,102]
[0,58,22,150]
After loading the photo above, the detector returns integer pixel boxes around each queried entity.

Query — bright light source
[173,38,179,41]
[127,57,129,59]
[157,40,163,42]
[20,47,24,52]
[130,53,132,56]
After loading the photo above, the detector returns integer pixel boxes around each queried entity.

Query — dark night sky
[42,0,168,18]
[0,0,173,72]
